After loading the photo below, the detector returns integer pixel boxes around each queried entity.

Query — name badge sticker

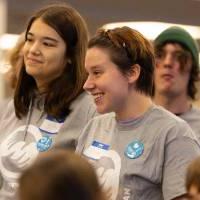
[92,140,110,150]
[83,140,110,160]
[39,115,65,134]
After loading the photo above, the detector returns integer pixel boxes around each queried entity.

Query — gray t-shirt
[76,105,200,200]
[179,106,200,140]
[0,92,97,200]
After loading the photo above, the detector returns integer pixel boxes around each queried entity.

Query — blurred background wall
[6,0,200,36]
[0,0,200,104]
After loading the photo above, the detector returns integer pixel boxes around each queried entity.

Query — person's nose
[162,53,173,68]
[29,41,41,55]
[83,75,95,92]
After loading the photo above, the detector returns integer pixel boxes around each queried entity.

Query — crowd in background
[0,2,200,200]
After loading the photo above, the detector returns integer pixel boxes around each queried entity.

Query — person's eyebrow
[27,32,59,43]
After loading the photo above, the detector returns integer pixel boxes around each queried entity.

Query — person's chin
[25,67,39,76]
[97,106,110,114]
[26,70,37,77]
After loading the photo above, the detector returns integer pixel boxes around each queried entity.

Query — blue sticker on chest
[36,135,53,152]
[125,140,144,159]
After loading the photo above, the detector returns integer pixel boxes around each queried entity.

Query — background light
[103,21,200,40]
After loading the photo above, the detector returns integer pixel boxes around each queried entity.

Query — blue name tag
[92,140,110,150]
[83,140,110,160]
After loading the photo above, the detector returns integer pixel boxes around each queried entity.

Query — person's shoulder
[70,92,94,107]
[75,92,93,102]
[180,106,200,123]
[151,105,194,132]
[190,106,200,115]
[86,112,116,128]
[150,105,185,124]
[156,105,198,137]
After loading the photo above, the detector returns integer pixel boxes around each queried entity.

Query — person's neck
[153,93,191,115]
[116,92,153,121]
[36,80,48,94]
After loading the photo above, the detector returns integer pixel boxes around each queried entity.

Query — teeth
[93,93,103,102]
[94,94,102,98]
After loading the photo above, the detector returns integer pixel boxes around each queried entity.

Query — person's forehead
[162,42,184,51]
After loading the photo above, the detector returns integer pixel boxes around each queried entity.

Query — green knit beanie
[154,26,199,68]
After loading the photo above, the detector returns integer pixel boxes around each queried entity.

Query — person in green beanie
[153,26,200,139]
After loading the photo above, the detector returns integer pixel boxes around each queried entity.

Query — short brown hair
[88,26,155,96]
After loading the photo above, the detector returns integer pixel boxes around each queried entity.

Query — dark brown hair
[88,26,155,96]
[14,3,89,119]
[186,156,200,192]
[18,150,105,200]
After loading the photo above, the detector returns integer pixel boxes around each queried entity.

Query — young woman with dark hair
[0,3,96,199]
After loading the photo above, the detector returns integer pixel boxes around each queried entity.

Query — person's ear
[126,64,141,83]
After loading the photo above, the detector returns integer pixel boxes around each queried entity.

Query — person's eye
[177,52,186,58]
[93,71,102,76]
[43,41,55,47]
[173,52,185,62]
[26,37,33,43]
[155,52,164,59]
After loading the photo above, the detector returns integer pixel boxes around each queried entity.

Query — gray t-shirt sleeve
[162,123,200,200]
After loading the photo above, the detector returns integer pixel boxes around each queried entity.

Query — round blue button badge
[125,140,144,159]
[37,135,53,152]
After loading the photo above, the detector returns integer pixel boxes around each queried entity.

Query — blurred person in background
[18,149,106,200]
[0,3,96,199]
[5,32,25,91]
[0,33,25,115]
[153,26,200,139]
[77,26,200,200]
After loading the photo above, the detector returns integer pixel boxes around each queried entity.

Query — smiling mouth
[93,93,104,104]
[26,58,43,64]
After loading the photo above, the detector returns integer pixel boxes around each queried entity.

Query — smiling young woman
[77,26,200,200]
[0,3,97,199]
